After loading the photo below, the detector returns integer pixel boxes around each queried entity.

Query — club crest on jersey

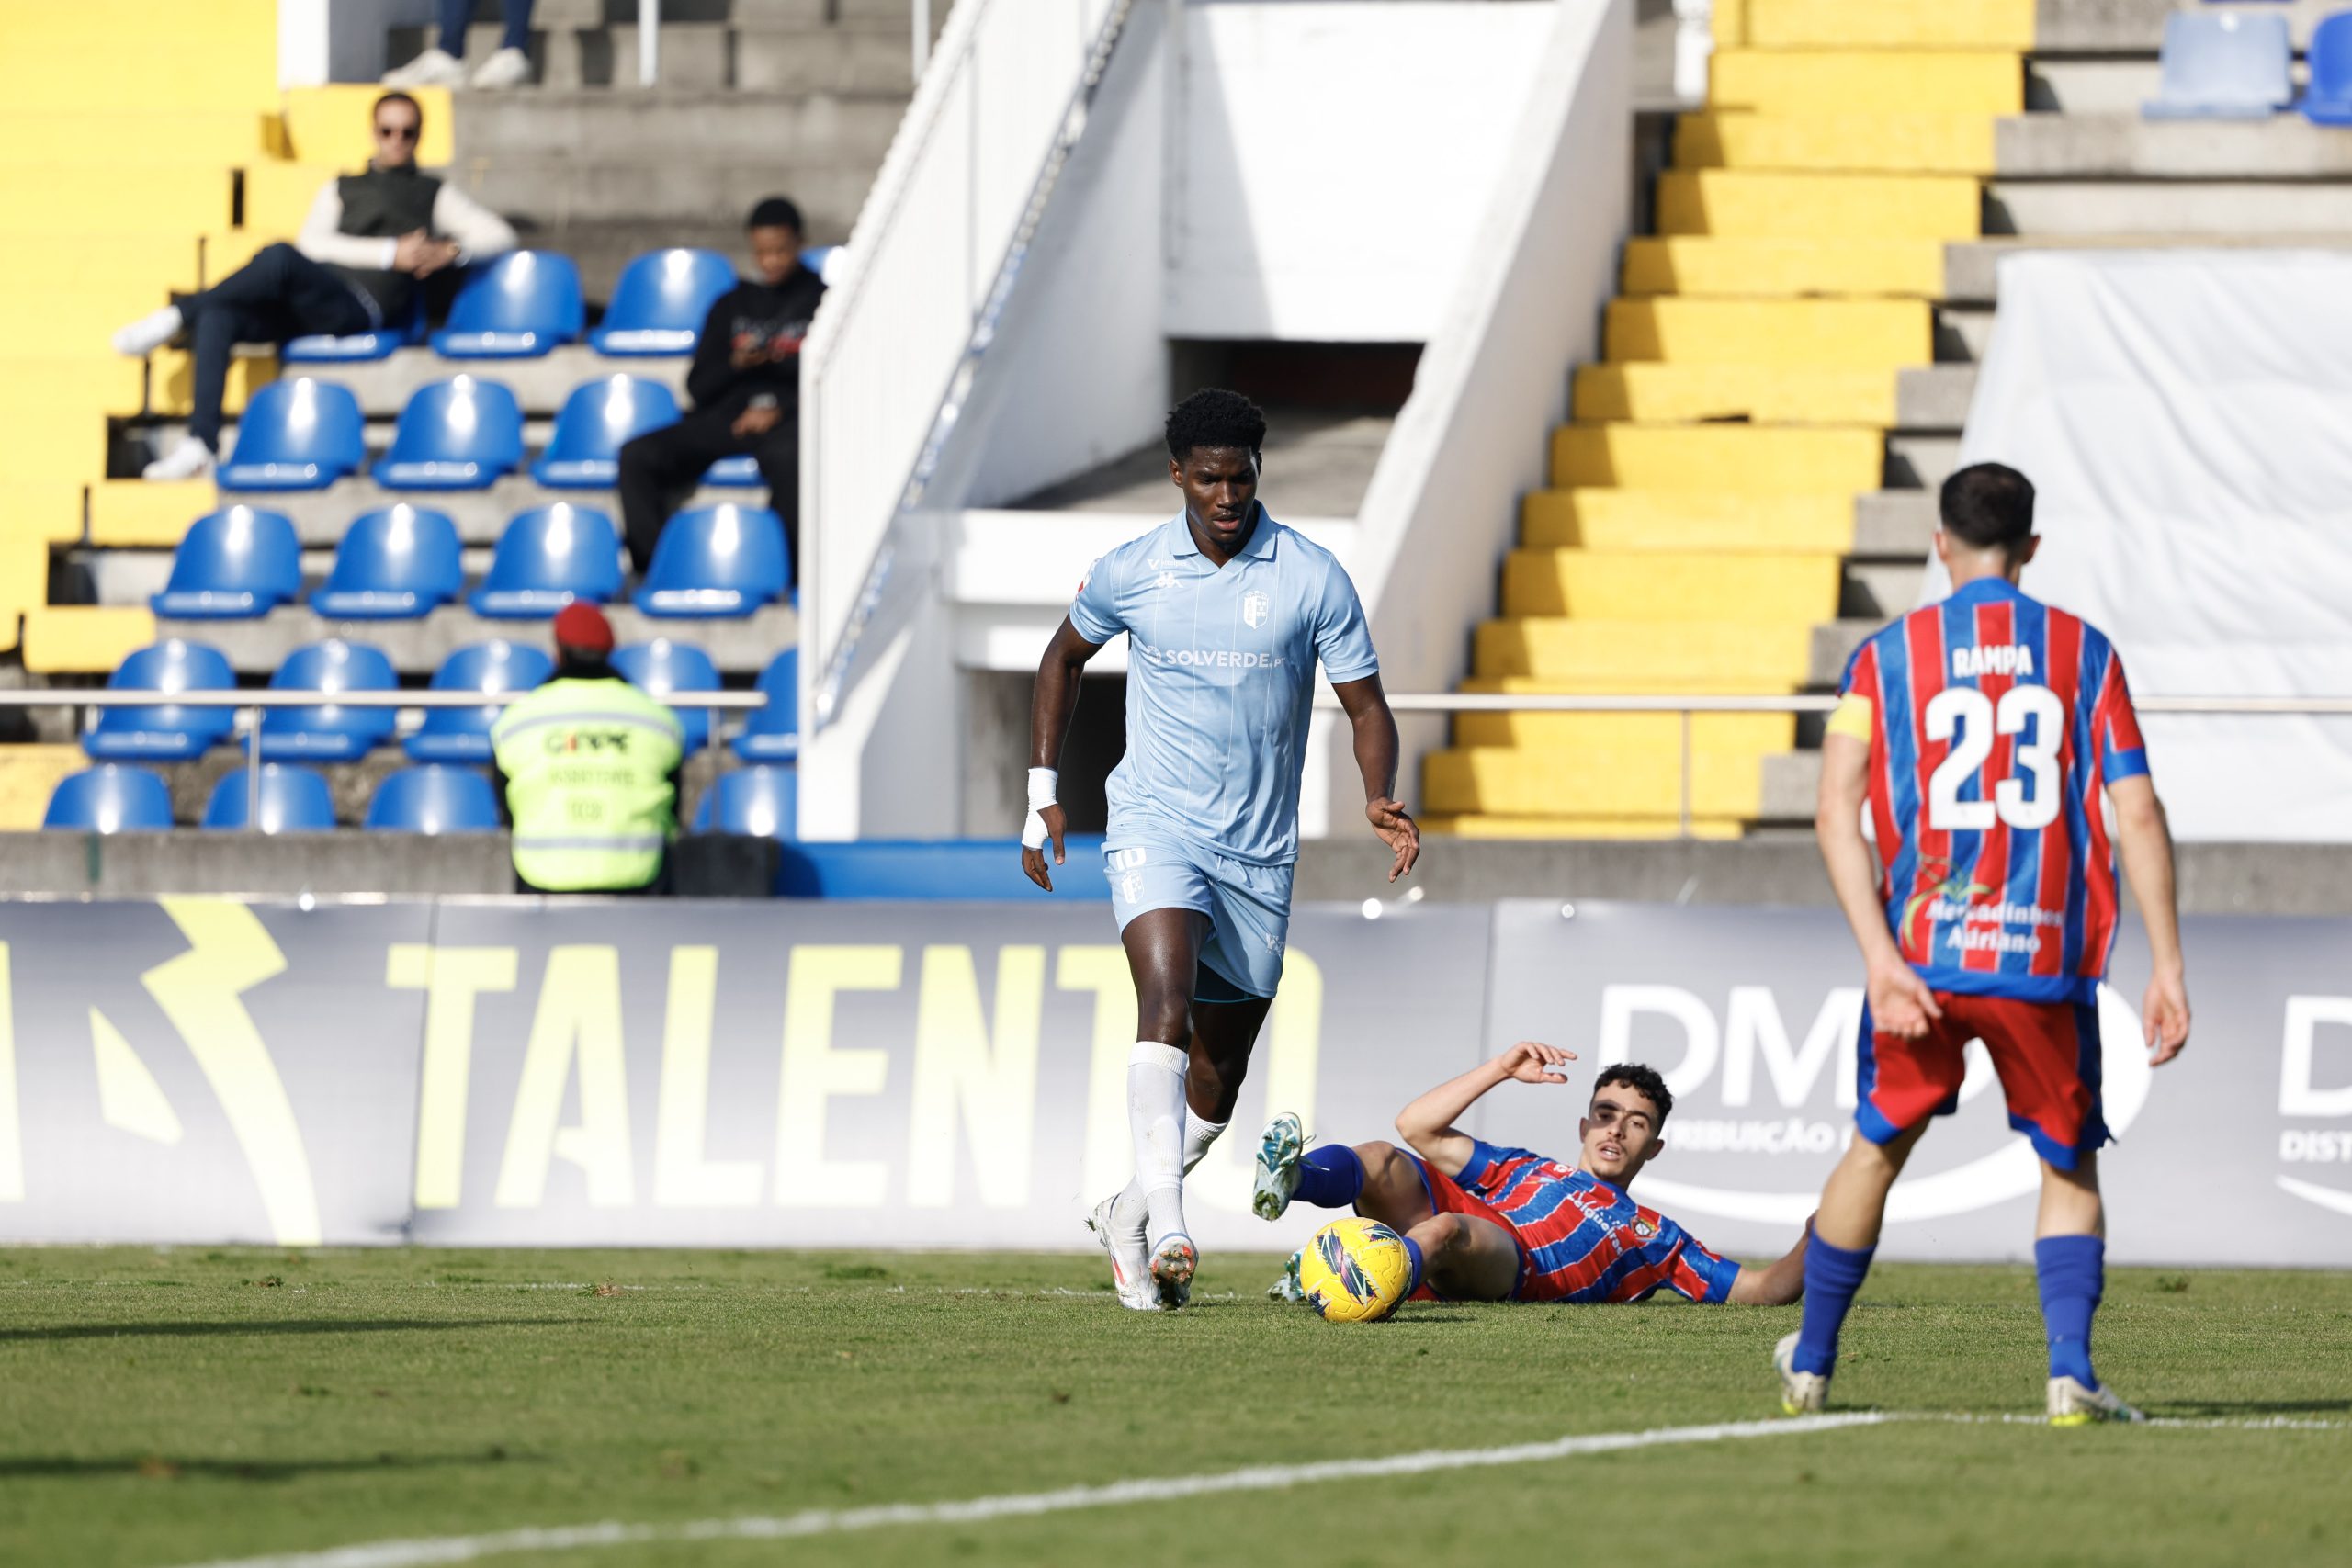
[1242,591,1271,628]
[1632,1217,1657,1241]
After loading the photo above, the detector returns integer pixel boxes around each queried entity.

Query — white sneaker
[1774,1331,1829,1415]
[2048,1375,2144,1427]
[141,434,214,482]
[1086,1190,1157,1312]
[469,46,531,89]
[1252,1111,1306,1221]
[383,47,467,87]
[1148,1233,1197,1310]
[112,305,183,358]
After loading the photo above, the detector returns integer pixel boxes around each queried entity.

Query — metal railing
[1,690,769,832]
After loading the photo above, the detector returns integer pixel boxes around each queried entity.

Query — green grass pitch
[3,1247,2347,1567]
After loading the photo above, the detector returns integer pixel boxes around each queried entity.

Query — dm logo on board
[1242,591,1270,629]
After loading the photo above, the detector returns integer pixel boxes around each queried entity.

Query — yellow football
[1297,1216,1413,1323]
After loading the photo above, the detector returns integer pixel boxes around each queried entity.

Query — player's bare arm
[1726,1216,1813,1305]
[1020,614,1104,892]
[1332,672,1419,882]
[1815,728,1942,1040]
[1394,1042,1577,1176]
[2109,773,2190,1063]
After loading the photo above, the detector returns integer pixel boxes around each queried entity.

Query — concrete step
[1810,619,1879,686]
[219,477,745,545]
[460,155,879,235]
[1987,180,2352,235]
[303,346,690,419]
[158,602,797,677]
[2026,59,2163,115]
[1758,749,1820,823]
[1855,491,1939,557]
[1844,559,1926,618]
[2031,0,2340,55]
[1997,115,2352,180]
[452,89,910,164]
[397,17,921,91]
[1941,233,2352,303]
[1898,365,1975,429]
[1885,432,1962,490]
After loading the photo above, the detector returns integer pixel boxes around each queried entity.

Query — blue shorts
[1103,826,1293,1000]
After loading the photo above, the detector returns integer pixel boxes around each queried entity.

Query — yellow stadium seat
[0,167,233,236]
[1738,0,2035,51]
[1501,549,1843,624]
[200,229,276,286]
[3,0,276,39]
[280,85,456,170]
[1421,813,1747,841]
[21,606,157,675]
[1621,237,1949,299]
[0,235,206,297]
[0,481,88,546]
[1574,364,1899,426]
[149,350,276,419]
[0,745,96,830]
[0,358,145,418]
[1424,745,1767,819]
[1521,490,1858,554]
[89,480,212,547]
[0,111,269,166]
[1470,621,1817,691]
[1451,709,1795,757]
[1550,424,1883,493]
[1709,51,2025,117]
[1674,113,1996,176]
[1605,299,1933,368]
[1657,172,1982,241]
[240,164,346,242]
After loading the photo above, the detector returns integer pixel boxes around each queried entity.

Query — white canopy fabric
[1935,250,2352,841]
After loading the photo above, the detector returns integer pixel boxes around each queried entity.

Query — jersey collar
[1944,574,2023,606]
[1165,505,1281,562]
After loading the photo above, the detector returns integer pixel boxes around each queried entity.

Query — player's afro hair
[1594,1063,1675,1126]
[1940,462,2036,554]
[1165,388,1267,460]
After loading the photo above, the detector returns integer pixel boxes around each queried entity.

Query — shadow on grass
[0,1450,530,1482]
[0,1317,567,1344]
[2154,1398,2352,1416]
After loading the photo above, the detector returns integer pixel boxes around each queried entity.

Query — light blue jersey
[1069,509,1378,867]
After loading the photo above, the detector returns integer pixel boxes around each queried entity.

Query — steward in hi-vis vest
[490,604,684,894]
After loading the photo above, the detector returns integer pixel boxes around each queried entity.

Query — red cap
[552,602,615,656]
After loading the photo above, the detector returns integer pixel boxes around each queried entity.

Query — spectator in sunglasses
[109,90,517,481]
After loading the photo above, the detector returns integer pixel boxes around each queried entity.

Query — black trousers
[616,405,800,579]
[179,243,373,448]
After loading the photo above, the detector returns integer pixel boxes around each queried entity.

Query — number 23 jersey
[1831,576,2149,1004]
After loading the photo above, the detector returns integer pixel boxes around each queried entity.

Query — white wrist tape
[1022,767,1058,850]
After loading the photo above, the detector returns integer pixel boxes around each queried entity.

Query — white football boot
[111,305,183,357]
[1773,1331,1829,1416]
[1086,1190,1158,1312]
[382,47,467,87]
[1251,1111,1306,1221]
[1267,1249,1306,1303]
[2048,1376,2145,1427]
[1148,1233,1197,1310]
[141,435,214,482]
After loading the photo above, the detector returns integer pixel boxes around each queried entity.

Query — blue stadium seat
[531,375,682,489]
[364,764,501,833]
[406,639,554,762]
[691,763,797,839]
[801,245,841,283]
[703,455,763,488]
[430,251,585,357]
[375,376,526,490]
[257,638,399,762]
[590,248,736,356]
[2143,11,2292,118]
[2306,12,2352,125]
[201,763,337,832]
[282,294,425,363]
[217,377,366,491]
[82,639,238,761]
[469,503,624,618]
[43,764,175,832]
[637,503,789,618]
[310,504,464,619]
[150,506,301,619]
[613,637,721,753]
[774,837,1112,899]
[733,648,799,761]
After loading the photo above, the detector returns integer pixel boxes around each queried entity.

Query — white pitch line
[165,1414,1888,1568]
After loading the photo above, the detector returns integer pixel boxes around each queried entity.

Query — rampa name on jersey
[1951,644,2037,679]
[1135,641,1282,670]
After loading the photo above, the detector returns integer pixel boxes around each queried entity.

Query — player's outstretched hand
[1867,957,1942,1040]
[1019,802,1069,892]
[1496,1041,1577,1085]
[1366,795,1419,882]
[2143,966,2190,1065]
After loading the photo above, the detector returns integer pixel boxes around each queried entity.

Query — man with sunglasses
[111,91,515,481]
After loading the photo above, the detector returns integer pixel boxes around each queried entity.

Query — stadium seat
[430,251,585,358]
[201,763,337,832]
[802,245,842,283]
[531,375,682,489]
[310,504,464,619]
[216,377,366,491]
[2305,12,2352,126]
[42,763,174,832]
[590,248,736,356]
[374,376,526,490]
[613,637,722,753]
[2143,11,2292,118]
[704,455,763,488]
[773,837,1112,899]
[364,763,501,833]
[636,503,789,617]
[82,638,238,761]
[256,638,398,761]
[468,503,624,618]
[733,648,799,761]
[149,505,300,619]
[691,763,797,838]
[406,639,554,762]
[281,295,426,363]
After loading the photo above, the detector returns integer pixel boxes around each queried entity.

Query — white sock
[112,305,182,358]
[1127,1041,1189,1247]
[1182,1113,1228,1175]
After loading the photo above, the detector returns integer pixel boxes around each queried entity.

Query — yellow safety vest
[490,677,684,891]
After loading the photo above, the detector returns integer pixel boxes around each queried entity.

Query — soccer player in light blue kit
[1020,389,1421,1310]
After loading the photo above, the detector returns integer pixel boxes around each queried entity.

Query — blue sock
[2036,1235,2104,1388]
[1401,1235,1427,1296]
[1792,1235,1876,1378]
[1291,1144,1364,1209]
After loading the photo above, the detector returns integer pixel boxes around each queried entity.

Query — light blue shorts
[1103,826,1293,1001]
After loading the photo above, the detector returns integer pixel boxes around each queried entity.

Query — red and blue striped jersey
[1456,1141,1740,1304]
[1838,576,2150,1005]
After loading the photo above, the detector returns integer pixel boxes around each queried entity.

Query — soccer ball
[1297,1216,1412,1323]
